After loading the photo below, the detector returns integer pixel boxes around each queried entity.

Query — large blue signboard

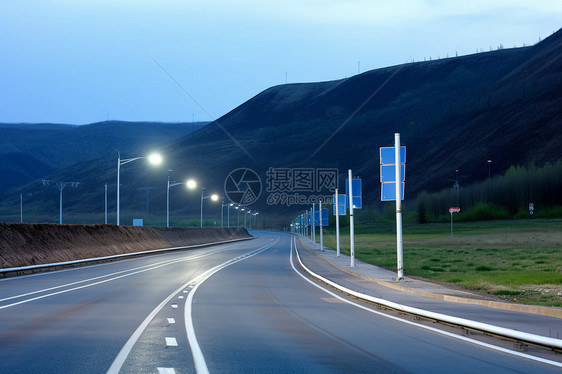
[381,182,405,200]
[380,146,406,201]
[380,164,405,182]
[345,178,362,209]
[380,146,406,165]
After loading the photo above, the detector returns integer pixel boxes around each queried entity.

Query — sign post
[335,190,340,256]
[394,133,404,280]
[319,201,324,251]
[380,134,406,281]
[333,189,346,257]
[348,169,355,267]
[449,207,460,237]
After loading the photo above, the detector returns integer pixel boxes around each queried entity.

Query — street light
[116,150,162,226]
[487,160,492,180]
[200,187,219,227]
[167,176,196,227]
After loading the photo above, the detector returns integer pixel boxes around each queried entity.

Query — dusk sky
[1,1,560,125]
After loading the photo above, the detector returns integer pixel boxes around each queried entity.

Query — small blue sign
[380,146,406,165]
[380,164,406,182]
[345,178,362,209]
[333,194,346,215]
[381,182,405,201]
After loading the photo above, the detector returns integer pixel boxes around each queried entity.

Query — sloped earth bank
[0,223,252,271]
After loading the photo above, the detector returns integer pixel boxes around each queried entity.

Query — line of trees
[414,161,562,223]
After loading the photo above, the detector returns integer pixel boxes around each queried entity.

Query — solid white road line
[184,238,280,374]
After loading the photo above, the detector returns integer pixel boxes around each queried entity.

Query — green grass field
[318,219,562,307]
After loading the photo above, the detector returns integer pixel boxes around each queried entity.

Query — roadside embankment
[0,223,251,269]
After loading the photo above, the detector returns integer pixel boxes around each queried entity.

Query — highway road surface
[0,231,560,373]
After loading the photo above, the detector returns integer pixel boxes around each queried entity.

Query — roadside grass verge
[318,219,562,307]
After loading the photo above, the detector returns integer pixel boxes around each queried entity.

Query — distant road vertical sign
[380,134,406,281]
[333,194,346,215]
[345,178,362,209]
[380,146,406,201]
[333,190,345,257]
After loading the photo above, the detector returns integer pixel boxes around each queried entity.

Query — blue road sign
[314,208,329,226]
[333,194,346,215]
[345,178,362,209]
[381,182,405,201]
[380,146,406,165]
[380,145,406,202]
[380,164,406,182]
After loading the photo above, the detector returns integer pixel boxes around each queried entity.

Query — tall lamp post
[200,188,219,227]
[116,150,162,226]
[487,160,492,180]
[167,176,196,227]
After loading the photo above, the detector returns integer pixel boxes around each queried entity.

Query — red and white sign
[449,207,461,214]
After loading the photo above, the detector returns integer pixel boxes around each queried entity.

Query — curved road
[0,232,559,373]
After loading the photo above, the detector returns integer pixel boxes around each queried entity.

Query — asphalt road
[0,231,559,373]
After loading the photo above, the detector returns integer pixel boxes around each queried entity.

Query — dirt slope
[0,223,251,269]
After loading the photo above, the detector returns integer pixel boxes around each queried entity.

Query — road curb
[297,237,562,319]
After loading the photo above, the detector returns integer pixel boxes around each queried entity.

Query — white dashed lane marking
[157,368,176,374]
[167,318,175,324]
[171,304,178,309]
[165,337,178,347]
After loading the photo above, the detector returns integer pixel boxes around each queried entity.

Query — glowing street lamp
[200,187,219,227]
[116,150,162,226]
[167,176,196,227]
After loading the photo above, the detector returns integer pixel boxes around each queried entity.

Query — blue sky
[1,1,560,125]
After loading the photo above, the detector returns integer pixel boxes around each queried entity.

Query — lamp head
[148,153,163,165]
[186,179,197,189]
